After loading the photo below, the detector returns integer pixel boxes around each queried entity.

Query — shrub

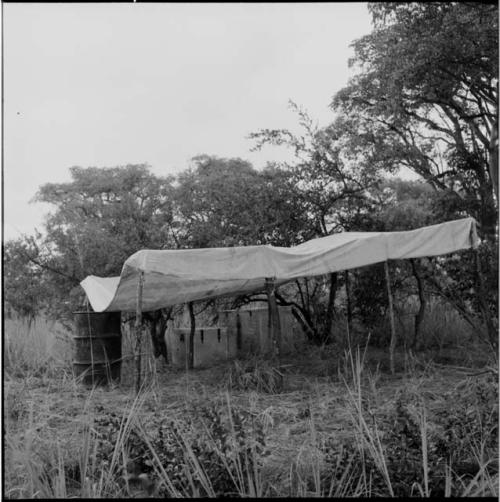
[434,375,499,472]
[90,402,268,497]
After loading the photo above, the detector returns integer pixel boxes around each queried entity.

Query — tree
[332,2,498,238]
[3,238,51,324]
[336,178,497,350]
[23,164,176,319]
[250,101,382,236]
[249,102,386,344]
[174,155,309,248]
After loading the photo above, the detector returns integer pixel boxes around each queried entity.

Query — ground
[4,341,498,498]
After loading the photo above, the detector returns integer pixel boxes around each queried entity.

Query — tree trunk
[274,290,318,341]
[488,118,498,201]
[290,307,315,341]
[473,247,497,350]
[135,271,144,394]
[411,259,427,351]
[384,261,397,375]
[187,302,195,369]
[146,310,168,361]
[323,272,338,344]
[265,278,282,357]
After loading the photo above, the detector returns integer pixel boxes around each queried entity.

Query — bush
[434,375,498,471]
[317,373,499,497]
[90,402,268,497]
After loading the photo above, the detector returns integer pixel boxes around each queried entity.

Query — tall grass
[226,357,284,393]
[4,315,498,498]
[337,345,498,497]
[4,317,72,379]
[6,387,270,498]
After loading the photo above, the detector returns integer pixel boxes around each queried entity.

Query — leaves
[90,404,268,497]
[333,2,498,235]
[174,155,310,248]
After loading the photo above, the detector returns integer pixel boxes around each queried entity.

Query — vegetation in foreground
[4,317,498,498]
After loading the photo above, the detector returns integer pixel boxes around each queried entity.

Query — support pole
[187,302,195,369]
[135,271,144,394]
[265,277,281,357]
[411,259,426,351]
[236,311,242,351]
[345,270,352,336]
[323,272,338,344]
[384,261,397,375]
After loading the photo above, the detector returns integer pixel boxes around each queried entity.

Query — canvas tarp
[80,217,478,313]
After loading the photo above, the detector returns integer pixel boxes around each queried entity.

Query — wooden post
[410,259,426,351]
[187,302,195,369]
[323,272,338,343]
[135,271,144,394]
[236,311,242,351]
[384,261,397,374]
[265,277,281,357]
[345,270,352,336]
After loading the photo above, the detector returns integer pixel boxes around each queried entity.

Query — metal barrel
[72,311,122,386]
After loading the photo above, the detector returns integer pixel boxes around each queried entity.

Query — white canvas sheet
[80,217,478,312]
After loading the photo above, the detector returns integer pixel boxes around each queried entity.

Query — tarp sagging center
[80,217,477,312]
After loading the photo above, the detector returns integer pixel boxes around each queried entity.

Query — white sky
[3,2,374,240]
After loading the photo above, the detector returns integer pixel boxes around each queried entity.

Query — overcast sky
[3,2,373,240]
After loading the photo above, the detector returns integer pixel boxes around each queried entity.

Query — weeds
[226,358,284,393]
[334,345,499,497]
[4,316,498,498]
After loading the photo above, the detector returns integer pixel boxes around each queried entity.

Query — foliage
[328,177,498,348]
[4,330,498,499]
[248,102,387,343]
[334,350,499,498]
[330,180,430,337]
[332,2,498,235]
[3,238,52,322]
[174,154,309,248]
[434,375,499,467]
[249,101,380,236]
[91,402,268,497]
[5,397,267,498]
[6,165,176,320]
[5,159,312,322]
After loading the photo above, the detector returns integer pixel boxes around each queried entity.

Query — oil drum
[72,311,122,386]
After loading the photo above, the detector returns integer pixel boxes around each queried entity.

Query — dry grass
[3,316,498,498]
[4,317,73,379]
